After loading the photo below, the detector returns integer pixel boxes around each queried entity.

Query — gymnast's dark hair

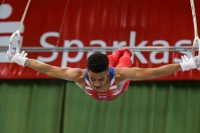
[87,52,109,73]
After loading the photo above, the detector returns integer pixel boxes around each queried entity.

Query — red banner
[0,0,200,80]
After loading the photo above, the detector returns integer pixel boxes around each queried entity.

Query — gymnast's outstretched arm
[115,56,200,81]
[6,50,84,81]
[25,59,84,81]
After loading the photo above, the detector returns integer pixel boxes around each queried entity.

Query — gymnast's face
[88,70,109,91]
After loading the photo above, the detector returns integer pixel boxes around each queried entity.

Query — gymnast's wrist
[179,58,196,71]
[12,53,28,67]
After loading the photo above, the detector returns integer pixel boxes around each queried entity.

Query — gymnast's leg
[116,48,132,68]
[108,48,123,67]
[116,48,132,93]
